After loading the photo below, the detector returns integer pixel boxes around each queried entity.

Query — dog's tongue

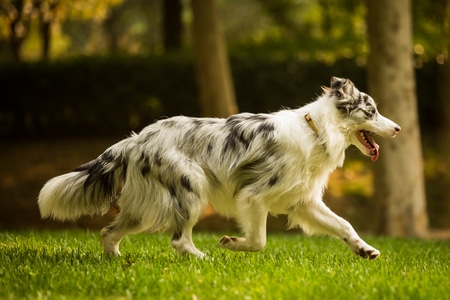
[371,142,380,162]
[359,130,380,162]
[363,130,380,162]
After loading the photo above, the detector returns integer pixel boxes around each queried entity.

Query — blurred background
[0,0,448,237]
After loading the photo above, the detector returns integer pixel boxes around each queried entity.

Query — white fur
[38,77,400,260]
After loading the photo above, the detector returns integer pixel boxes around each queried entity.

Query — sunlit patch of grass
[1,231,449,299]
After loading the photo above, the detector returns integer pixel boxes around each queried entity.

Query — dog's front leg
[219,194,268,252]
[289,201,380,259]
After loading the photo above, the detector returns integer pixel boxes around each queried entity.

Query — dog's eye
[363,108,377,118]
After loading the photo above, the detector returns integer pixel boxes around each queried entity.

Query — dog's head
[322,77,401,161]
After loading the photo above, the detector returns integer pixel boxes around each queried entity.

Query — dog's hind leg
[170,193,206,258]
[219,193,268,252]
[100,213,145,256]
[289,201,380,259]
[171,219,205,258]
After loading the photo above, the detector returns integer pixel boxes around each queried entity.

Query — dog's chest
[265,162,335,214]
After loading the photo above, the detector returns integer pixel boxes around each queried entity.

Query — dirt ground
[1,138,448,239]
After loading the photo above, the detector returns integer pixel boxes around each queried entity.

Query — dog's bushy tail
[38,142,128,221]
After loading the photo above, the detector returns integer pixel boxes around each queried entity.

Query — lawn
[0,231,448,300]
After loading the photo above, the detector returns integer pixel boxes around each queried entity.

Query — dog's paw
[100,230,121,257]
[101,239,121,257]
[219,235,247,250]
[345,237,380,260]
[219,235,237,246]
[356,246,380,260]
[104,249,121,257]
[219,235,265,251]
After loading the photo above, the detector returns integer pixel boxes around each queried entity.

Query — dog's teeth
[359,131,367,142]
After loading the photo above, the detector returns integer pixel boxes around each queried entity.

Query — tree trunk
[367,0,428,237]
[40,20,51,61]
[37,0,57,61]
[8,0,25,62]
[191,0,238,117]
[103,6,120,54]
[163,0,182,51]
[437,0,450,228]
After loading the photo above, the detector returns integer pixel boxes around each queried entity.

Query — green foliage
[1,231,449,299]
[0,0,125,61]
[0,0,447,64]
[236,0,368,64]
[412,0,449,65]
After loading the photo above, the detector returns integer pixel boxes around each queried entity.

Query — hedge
[0,55,441,139]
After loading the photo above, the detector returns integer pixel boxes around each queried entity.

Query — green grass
[0,231,449,300]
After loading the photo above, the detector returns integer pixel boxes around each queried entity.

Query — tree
[163,0,182,51]
[367,0,428,237]
[190,0,238,117]
[35,0,59,61]
[0,0,32,62]
[441,1,450,138]
[0,0,123,61]
[437,0,450,222]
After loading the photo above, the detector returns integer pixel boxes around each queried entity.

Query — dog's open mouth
[356,130,379,161]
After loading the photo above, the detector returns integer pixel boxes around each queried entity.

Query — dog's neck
[302,100,349,166]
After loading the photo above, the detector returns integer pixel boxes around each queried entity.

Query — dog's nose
[394,126,401,133]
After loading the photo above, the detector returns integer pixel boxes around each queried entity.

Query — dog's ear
[330,77,359,99]
[321,85,332,94]
[329,77,361,113]
[321,77,348,95]
[320,77,347,97]
[330,77,349,98]
[330,77,348,90]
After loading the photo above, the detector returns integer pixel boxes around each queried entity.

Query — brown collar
[304,113,320,137]
[305,113,330,156]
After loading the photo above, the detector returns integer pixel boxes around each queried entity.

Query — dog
[38,77,400,260]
